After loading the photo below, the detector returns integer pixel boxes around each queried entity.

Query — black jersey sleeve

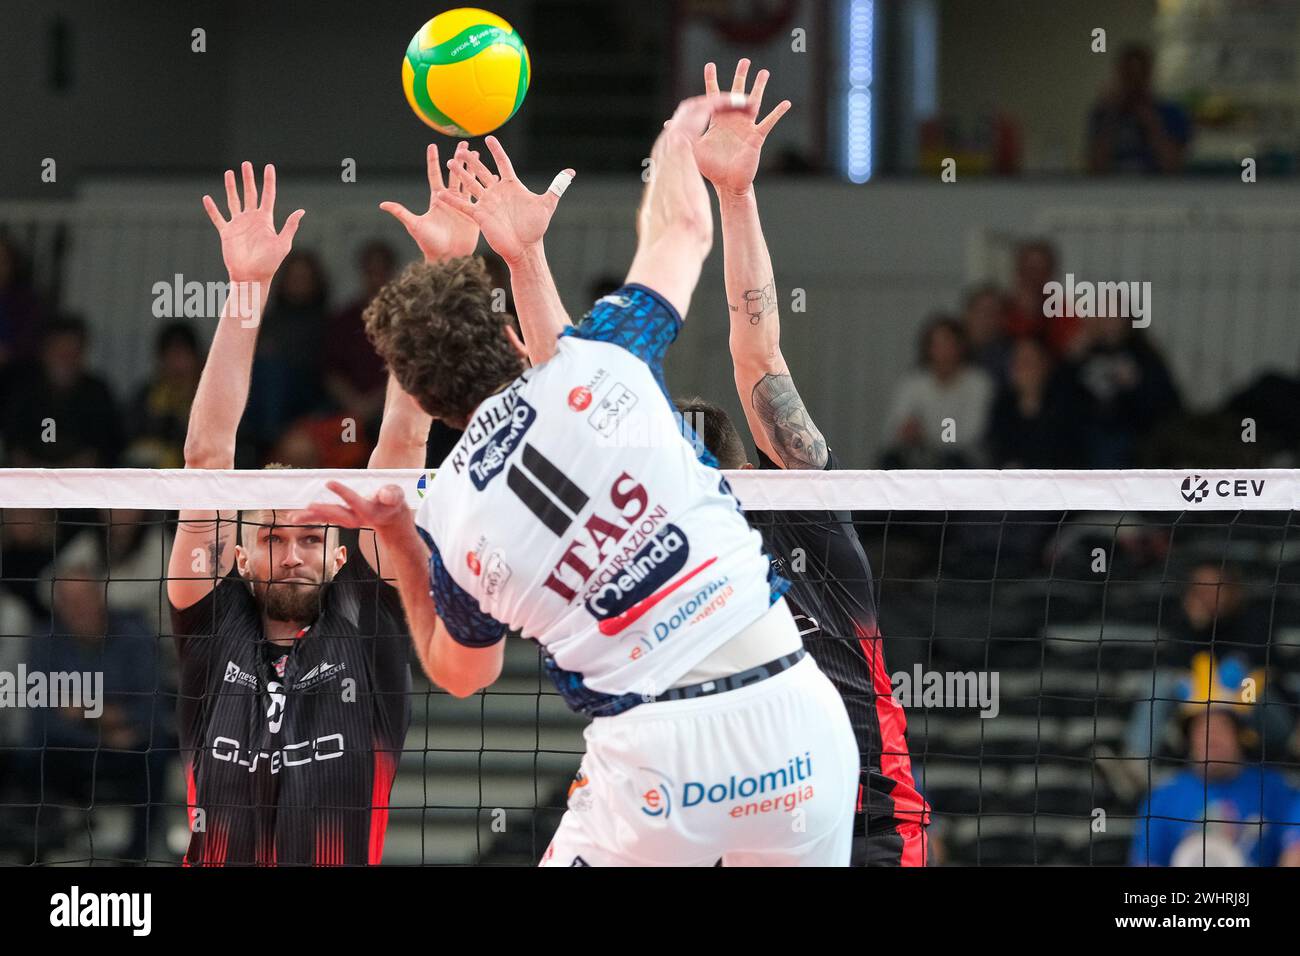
[170,573,257,668]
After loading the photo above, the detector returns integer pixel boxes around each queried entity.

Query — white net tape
[0,468,1294,511]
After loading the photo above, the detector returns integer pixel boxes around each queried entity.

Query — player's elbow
[433,666,490,699]
[441,677,484,699]
[425,650,501,699]
[183,435,234,470]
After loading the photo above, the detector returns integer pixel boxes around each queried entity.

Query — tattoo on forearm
[205,541,222,579]
[751,372,829,469]
[729,280,777,325]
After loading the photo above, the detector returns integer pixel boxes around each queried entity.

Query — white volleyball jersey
[414,284,786,716]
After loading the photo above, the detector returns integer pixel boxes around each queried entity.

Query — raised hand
[694,59,791,196]
[381,143,480,262]
[297,481,410,534]
[439,136,574,264]
[202,162,305,282]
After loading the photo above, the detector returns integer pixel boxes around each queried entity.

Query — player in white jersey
[302,91,858,866]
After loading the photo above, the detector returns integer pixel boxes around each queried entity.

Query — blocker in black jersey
[171,554,411,866]
[751,447,931,866]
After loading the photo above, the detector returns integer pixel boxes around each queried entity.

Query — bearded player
[678,60,931,865]
[303,92,859,866]
[166,155,473,864]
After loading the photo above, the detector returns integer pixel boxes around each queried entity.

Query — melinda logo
[468,399,536,490]
[585,524,689,622]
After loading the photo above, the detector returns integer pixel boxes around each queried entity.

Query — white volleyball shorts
[540,653,860,866]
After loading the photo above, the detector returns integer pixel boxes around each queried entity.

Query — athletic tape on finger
[729,92,747,108]
[548,171,573,198]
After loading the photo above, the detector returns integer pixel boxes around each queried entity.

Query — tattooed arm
[719,189,827,469]
[693,60,824,468]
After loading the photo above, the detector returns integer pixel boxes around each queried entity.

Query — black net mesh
[1,502,1298,865]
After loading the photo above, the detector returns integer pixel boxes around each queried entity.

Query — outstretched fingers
[437,189,477,219]
[323,480,373,512]
[730,57,751,94]
[224,169,241,217]
[426,143,445,195]
[278,208,306,243]
[462,148,498,186]
[669,91,752,137]
[447,158,485,199]
[703,61,720,95]
[202,194,226,231]
[260,164,276,217]
[241,161,258,211]
[544,167,576,208]
[748,69,770,115]
[483,136,517,181]
[378,201,416,228]
[756,99,792,137]
[295,504,359,529]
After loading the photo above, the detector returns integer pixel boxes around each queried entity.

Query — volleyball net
[1,468,1299,865]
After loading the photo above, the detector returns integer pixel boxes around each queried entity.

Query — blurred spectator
[1087,43,1191,176]
[1285,793,1300,866]
[271,413,371,469]
[20,564,173,862]
[880,315,993,468]
[324,241,396,438]
[1131,654,1300,866]
[961,284,1011,383]
[125,322,202,468]
[47,508,174,636]
[987,337,1083,468]
[1003,240,1085,358]
[1162,564,1275,669]
[1125,564,1292,761]
[1224,369,1300,464]
[0,509,58,619]
[0,316,123,466]
[0,590,35,750]
[0,237,46,368]
[243,250,330,460]
[1070,315,1181,468]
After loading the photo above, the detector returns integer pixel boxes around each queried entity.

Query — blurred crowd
[0,235,462,472]
[877,236,1300,472]
[3,203,1300,862]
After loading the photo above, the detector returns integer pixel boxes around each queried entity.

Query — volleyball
[401,8,531,137]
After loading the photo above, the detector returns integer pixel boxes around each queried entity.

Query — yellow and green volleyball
[402,8,530,137]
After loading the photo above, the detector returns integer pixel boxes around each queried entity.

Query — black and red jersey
[170,556,411,865]
[751,449,930,838]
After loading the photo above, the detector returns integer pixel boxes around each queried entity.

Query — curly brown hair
[363,256,525,426]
